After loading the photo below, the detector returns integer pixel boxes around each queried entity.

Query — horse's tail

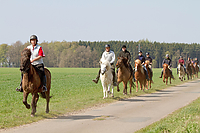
[40,92,53,99]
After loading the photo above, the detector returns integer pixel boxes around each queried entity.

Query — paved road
[1,79,200,133]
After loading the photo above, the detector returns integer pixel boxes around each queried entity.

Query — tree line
[0,39,200,68]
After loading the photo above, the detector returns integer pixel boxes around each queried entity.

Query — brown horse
[162,63,172,85]
[134,59,146,92]
[116,57,134,95]
[144,60,153,89]
[186,62,192,80]
[191,62,195,77]
[194,62,199,78]
[20,48,51,117]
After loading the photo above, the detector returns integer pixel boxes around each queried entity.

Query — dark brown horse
[144,60,153,89]
[162,63,172,85]
[116,57,134,95]
[194,62,199,78]
[134,59,146,92]
[20,48,51,117]
[186,61,192,80]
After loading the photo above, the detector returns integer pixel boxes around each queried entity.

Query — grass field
[136,97,200,133]
[0,67,195,129]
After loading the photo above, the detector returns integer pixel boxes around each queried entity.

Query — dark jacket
[162,58,172,67]
[118,50,131,62]
[145,57,152,63]
[136,55,145,64]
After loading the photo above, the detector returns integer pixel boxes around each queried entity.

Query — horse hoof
[103,97,106,99]
[31,114,35,117]
[46,110,49,113]
[117,89,120,92]
[26,104,31,109]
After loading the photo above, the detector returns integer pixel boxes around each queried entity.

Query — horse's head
[163,63,168,70]
[134,59,141,72]
[100,59,111,75]
[20,48,31,73]
[144,60,150,67]
[116,57,128,68]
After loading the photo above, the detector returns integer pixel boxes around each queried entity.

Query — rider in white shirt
[92,44,117,86]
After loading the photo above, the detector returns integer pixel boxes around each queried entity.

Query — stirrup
[42,85,47,92]
[92,79,98,84]
[16,86,23,92]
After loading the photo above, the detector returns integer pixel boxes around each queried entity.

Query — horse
[144,60,153,89]
[116,57,134,95]
[186,62,192,80]
[99,59,114,99]
[134,59,146,92]
[20,48,51,117]
[162,63,172,85]
[194,62,199,78]
[191,62,195,77]
[177,63,186,81]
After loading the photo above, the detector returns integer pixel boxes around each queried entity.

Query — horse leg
[166,77,168,85]
[45,91,50,113]
[31,93,37,117]
[149,80,151,89]
[136,81,138,92]
[170,77,171,84]
[146,80,148,90]
[122,82,127,95]
[139,81,143,91]
[23,92,30,109]
[111,86,114,97]
[117,81,121,92]
[129,79,132,94]
[35,93,39,107]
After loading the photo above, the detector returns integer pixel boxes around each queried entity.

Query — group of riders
[16,35,199,92]
[92,44,199,85]
[92,44,154,86]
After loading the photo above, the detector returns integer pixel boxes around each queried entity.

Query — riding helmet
[166,54,169,57]
[105,44,110,48]
[180,56,183,58]
[30,35,38,42]
[146,52,150,55]
[122,45,126,48]
[138,50,142,53]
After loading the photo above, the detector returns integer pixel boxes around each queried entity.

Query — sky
[0,0,200,45]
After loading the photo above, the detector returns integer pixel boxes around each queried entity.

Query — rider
[177,56,186,74]
[16,35,47,92]
[117,45,135,81]
[136,50,149,80]
[145,52,153,81]
[159,54,175,79]
[92,44,117,86]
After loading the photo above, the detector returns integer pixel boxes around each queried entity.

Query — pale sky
[0,0,200,45]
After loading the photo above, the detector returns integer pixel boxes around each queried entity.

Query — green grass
[135,97,200,133]
[0,67,194,129]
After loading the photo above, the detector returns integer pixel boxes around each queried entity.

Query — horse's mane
[145,60,150,65]
[163,63,168,69]
[21,48,31,59]
[100,58,111,69]
[121,57,129,68]
[135,59,141,65]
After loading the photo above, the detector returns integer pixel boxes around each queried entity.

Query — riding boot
[159,70,163,78]
[42,75,47,92]
[16,73,23,92]
[92,69,100,84]
[112,69,117,86]
[143,66,150,81]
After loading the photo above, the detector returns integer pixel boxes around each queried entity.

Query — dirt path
[1,79,200,133]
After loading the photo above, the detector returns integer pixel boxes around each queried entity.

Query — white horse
[178,63,186,81]
[99,59,114,99]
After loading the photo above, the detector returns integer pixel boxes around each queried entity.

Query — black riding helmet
[122,45,126,48]
[146,52,149,55]
[105,44,110,48]
[138,50,142,53]
[30,35,38,43]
